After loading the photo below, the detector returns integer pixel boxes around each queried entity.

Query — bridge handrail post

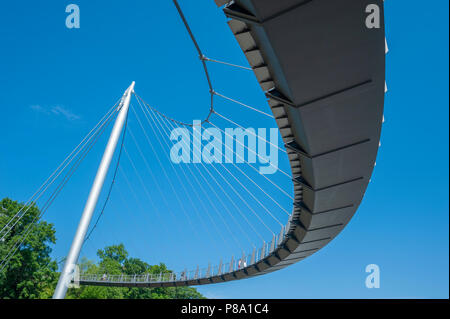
[278,226,285,246]
[218,260,223,276]
[270,234,276,253]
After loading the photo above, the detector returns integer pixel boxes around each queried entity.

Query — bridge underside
[79,0,385,288]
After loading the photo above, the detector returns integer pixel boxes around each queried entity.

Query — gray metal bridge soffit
[79,0,386,288]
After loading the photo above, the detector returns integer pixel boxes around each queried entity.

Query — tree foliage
[67,244,205,299]
[0,198,204,299]
[0,198,58,299]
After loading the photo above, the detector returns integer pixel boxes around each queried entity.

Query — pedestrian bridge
[77,0,386,289]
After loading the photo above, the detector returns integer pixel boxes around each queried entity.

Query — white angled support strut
[53,81,135,299]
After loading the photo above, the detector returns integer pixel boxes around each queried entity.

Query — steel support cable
[83,109,129,244]
[158,0,215,126]
[203,116,292,215]
[135,94,284,240]
[152,109,256,248]
[137,92,293,202]
[1,111,117,271]
[191,121,285,227]
[209,121,292,179]
[115,165,174,255]
[135,102,230,250]
[1,108,117,270]
[0,100,120,240]
[123,147,172,236]
[0,109,117,271]
[129,106,193,220]
[1,101,119,239]
[213,91,275,119]
[204,122,291,217]
[136,92,281,187]
[213,111,294,200]
[126,127,182,229]
[129,104,212,246]
[137,95,249,249]
[144,104,274,238]
[141,96,260,247]
[202,57,252,71]
[114,186,151,256]
[214,111,286,154]
[130,117,221,255]
[164,116,275,238]
[154,114,271,242]
[127,123,215,250]
[130,1,270,129]
[142,97,236,239]
[43,256,66,272]
[147,112,235,252]
[40,110,118,213]
[118,166,165,251]
[134,93,207,127]
[172,0,212,92]
[142,100,245,251]
[129,104,206,244]
[1,105,119,243]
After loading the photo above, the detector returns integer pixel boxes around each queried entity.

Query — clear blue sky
[0,1,448,299]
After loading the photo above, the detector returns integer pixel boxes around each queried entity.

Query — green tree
[67,244,205,299]
[0,198,58,299]
[0,197,204,300]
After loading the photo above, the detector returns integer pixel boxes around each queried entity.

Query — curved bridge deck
[79,0,386,288]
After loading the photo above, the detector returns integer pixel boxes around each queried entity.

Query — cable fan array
[0,85,294,278]
[0,0,295,284]
[78,90,294,284]
[0,100,122,272]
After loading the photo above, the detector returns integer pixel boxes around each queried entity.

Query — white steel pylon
[53,82,135,299]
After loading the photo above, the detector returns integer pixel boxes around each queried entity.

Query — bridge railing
[79,225,288,284]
